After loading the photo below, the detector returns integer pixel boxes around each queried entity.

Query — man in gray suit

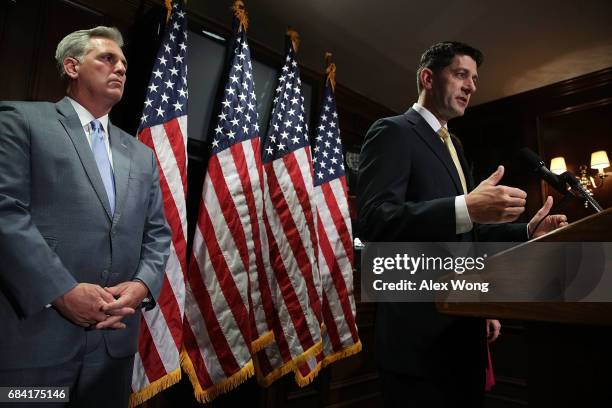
[0,26,171,407]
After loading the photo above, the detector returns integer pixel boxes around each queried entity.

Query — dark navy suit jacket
[358,108,525,376]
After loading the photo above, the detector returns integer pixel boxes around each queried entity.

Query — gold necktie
[438,127,468,194]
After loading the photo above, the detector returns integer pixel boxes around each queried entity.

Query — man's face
[429,54,478,121]
[74,37,127,106]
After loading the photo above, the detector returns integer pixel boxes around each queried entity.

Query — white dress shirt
[67,97,114,169]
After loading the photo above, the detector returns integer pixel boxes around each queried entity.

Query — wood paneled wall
[449,67,612,408]
[0,0,392,407]
[451,68,612,222]
[3,1,611,407]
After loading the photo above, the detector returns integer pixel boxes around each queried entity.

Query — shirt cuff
[455,195,473,234]
[133,278,156,310]
[526,224,531,240]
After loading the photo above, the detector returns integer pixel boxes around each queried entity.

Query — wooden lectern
[437,207,612,407]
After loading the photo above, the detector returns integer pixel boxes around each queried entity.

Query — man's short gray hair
[54,26,124,78]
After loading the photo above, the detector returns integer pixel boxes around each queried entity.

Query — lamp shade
[591,150,610,170]
[550,156,567,175]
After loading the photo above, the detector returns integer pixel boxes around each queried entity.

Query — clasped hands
[466,165,568,238]
[51,281,149,330]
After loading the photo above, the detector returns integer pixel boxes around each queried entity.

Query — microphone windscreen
[519,147,544,170]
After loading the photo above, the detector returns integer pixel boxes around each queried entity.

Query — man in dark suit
[358,42,567,407]
[0,26,171,407]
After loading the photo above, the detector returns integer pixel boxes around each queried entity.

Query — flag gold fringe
[232,0,249,32]
[293,357,322,387]
[128,367,181,408]
[322,340,362,368]
[251,329,274,353]
[293,341,363,387]
[254,340,322,387]
[180,345,255,403]
[290,324,327,386]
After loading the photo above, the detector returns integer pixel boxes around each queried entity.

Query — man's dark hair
[416,41,483,93]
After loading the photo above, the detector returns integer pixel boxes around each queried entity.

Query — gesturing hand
[466,166,527,224]
[51,283,115,328]
[97,281,148,329]
[528,196,569,239]
[486,319,501,343]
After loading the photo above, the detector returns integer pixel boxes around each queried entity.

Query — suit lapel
[108,122,131,224]
[56,97,113,219]
[404,109,464,195]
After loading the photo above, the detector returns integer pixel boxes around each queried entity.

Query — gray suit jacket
[0,97,171,369]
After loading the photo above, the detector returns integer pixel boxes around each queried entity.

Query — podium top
[437,207,612,325]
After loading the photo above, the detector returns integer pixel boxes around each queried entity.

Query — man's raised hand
[466,165,527,224]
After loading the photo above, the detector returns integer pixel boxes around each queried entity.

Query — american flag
[181,18,275,401]
[255,34,323,386]
[130,1,188,406]
[295,64,361,385]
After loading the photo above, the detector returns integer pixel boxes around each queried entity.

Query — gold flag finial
[165,0,172,23]
[286,27,300,53]
[325,52,336,92]
[232,0,249,32]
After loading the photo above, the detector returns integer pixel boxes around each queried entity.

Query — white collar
[67,97,109,133]
[412,103,447,134]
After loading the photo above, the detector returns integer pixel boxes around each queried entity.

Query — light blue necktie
[90,119,115,215]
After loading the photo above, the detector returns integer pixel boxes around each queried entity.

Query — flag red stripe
[207,154,250,274]
[289,149,318,255]
[137,315,166,382]
[297,363,309,377]
[251,140,278,336]
[182,319,214,389]
[321,181,357,340]
[138,127,185,353]
[322,180,353,265]
[260,213,295,364]
[139,127,186,347]
[162,118,188,192]
[321,288,343,351]
[156,166,188,279]
[137,126,153,148]
[139,127,188,274]
[316,207,359,342]
[187,239,242,374]
[229,140,274,338]
[265,161,317,352]
[157,274,183,348]
[283,152,321,318]
[203,157,252,344]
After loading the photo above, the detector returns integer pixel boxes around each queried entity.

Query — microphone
[560,171,603,213]
[520,147,603,213]
[519,148,567,194]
